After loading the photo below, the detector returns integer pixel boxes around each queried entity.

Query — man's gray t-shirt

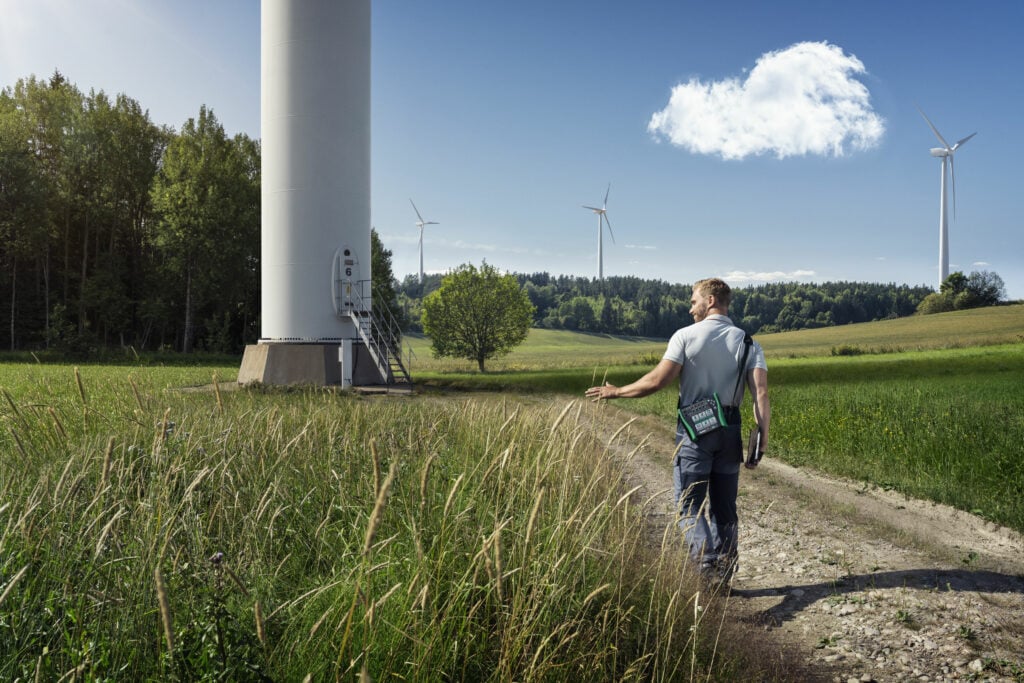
[663,314,767,407]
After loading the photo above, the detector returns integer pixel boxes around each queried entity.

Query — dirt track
[587,403,1024,682]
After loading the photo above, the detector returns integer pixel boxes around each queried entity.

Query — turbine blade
[952,132,976,151]
[604,214,616,244]
[603,182,611,208]
[583,205,602,212]
[426,221,439,226]
[410,198,425,223]
[917,107,951,149]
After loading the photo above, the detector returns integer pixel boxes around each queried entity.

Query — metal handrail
[339,280,412,382]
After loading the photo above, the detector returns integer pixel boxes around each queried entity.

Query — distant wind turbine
[410,199,439,285]
[583,183,616,281]
[918,108,976,288]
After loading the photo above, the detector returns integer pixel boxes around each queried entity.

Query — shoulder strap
[729,334,753,407]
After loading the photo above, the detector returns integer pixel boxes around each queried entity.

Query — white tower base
[238,342,385,387]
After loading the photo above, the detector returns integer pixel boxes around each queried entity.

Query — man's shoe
[716,557,737,586]
[698,561,729,593]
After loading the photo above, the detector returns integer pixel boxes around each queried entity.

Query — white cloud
[449,239,499,252]
[379,233,420,246]
[624,244,658,250]
[379,233,501,252]
[723,269,816,284]
[971,261,990,267]
[648,42,885,160]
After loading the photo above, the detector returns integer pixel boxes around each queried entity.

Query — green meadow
[407,302,1024,373]
[404,327,667,373]
[758,302,1024,357]
[0,304,1020,678]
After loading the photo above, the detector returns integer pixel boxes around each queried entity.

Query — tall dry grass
[0,367,791,680]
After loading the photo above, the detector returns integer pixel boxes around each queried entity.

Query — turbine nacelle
[930,148,949,157]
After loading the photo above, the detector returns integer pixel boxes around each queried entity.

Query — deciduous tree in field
[917,270,1006,315]
[422,262,534,372]
[965,270,1006,307]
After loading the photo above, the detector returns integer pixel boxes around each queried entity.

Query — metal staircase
[336,280,413,386]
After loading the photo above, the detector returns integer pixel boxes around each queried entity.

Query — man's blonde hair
[693,278,731,308]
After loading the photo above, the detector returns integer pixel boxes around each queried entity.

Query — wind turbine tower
[239,0,395,388]
[410,199,439,285]
[583,183,616,281]
[919,109,976,288]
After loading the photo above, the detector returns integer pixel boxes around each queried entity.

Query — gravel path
[587,403,1024,683]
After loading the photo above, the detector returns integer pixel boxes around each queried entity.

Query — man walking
[585,278,770,584]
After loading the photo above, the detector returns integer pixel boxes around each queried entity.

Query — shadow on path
[731,568,1024,624]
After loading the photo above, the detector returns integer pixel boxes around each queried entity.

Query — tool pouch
[677,392,727,441]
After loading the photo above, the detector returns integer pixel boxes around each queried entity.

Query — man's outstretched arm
[585,359,681,401]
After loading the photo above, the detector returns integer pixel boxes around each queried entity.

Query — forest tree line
[1,72,259,355]
[398,274,941,338]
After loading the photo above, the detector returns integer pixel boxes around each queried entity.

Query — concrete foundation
[238,343,385,387]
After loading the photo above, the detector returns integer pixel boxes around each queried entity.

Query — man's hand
[585,382,618,401]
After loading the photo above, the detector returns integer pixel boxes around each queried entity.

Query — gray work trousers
[673,422,743,568]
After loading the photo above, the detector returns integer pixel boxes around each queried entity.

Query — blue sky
[2,0,1022,298]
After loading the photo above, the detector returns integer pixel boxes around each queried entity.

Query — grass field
[404,327,666,374]
[758,303,1024,357]
[0,364,794,680]
[1,304,1020,677]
